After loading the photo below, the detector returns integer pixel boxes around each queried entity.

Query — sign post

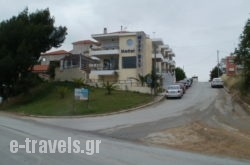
[74,88,89,109]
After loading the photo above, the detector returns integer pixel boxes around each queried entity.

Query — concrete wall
[118,84,151,94]
[118,69,137,80]
[55,68,87,81]
[87,80,151,94]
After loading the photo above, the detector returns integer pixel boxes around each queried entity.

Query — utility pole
[217,50,220,77]
[153,43,157,95]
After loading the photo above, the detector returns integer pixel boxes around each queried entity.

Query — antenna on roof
[121,25,123,31]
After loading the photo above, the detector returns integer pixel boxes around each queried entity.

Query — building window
[122,56,136,68]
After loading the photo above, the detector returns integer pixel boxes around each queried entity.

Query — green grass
[1,82,154,116]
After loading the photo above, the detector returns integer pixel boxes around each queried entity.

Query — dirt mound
[142,122,250,159]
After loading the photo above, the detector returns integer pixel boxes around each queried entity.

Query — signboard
[74,88,89,100]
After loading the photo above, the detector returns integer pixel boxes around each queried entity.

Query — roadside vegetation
[209,66,223,81]
[0,81,154,116]
[0,8,67,100]
[175,67,186,81]
[209,17,250,106]
[222,75,250,106]
[234,18,250,94]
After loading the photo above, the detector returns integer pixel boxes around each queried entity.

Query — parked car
[165,85,184,99]
[211,78,224,88]
[177,80,188,89]
[185,78,193,87]
[175,82,186,94]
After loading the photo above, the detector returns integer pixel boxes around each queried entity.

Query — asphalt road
[0,81,250,164]
[27,81,217,131]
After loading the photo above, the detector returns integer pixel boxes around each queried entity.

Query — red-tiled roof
[41,50,70,56]
[72,40,101,46]
[32,65,49,72]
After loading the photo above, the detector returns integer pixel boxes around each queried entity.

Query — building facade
[225,55,243,76]
[89,29,152,83]
[36,28,176,92]
[151,38,176,86]
[219,55,243,76]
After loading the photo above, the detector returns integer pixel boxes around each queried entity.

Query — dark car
[177,80,188,89]
[175,82,186,94]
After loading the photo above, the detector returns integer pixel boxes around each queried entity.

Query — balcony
[90,66,118,76]
[152,53,164,61]
[163,58,169,63]
[169,60,176,66]
[90,47,119,56]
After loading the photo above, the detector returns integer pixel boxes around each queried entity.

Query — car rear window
[167,86,179,90]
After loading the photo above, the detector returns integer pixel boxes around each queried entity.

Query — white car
[165,85,184,99]
[211,78,224,88]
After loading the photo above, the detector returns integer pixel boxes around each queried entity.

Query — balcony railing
[169,60,176,66]
[90,47,120,56]
[90,66,119,71]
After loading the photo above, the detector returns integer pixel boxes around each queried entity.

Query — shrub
[102,81,118,95]
[56,86,69,99]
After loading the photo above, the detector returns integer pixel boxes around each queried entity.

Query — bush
[102,81,118,95]
[56,86,69,99]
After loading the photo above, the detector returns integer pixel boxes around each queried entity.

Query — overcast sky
[1,0,250,81]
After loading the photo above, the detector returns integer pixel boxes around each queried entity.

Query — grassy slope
[2,82,154,116]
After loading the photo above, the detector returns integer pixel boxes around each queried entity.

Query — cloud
[0,0,250,81]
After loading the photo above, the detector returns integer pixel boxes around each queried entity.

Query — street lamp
[217,50,220,77]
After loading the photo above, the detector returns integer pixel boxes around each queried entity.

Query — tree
[234,18,250,92]
[0,8,67,96]
[175,67,186,81]
[47,61,59,80]
[150,66,158,95]
[138,74,146,86]
[209,66,223,81]
[102,81,118,95]
[130,74,150,86]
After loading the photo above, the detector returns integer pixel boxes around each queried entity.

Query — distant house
[40,50,71,66]
[55,54,99,81]
[71,40,100,55]
[34,41,100,81]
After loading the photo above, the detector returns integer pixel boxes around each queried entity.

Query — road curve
[0,114,249,165]
[22,82,218,131]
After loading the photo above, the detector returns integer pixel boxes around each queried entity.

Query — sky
[0,0,250,81]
